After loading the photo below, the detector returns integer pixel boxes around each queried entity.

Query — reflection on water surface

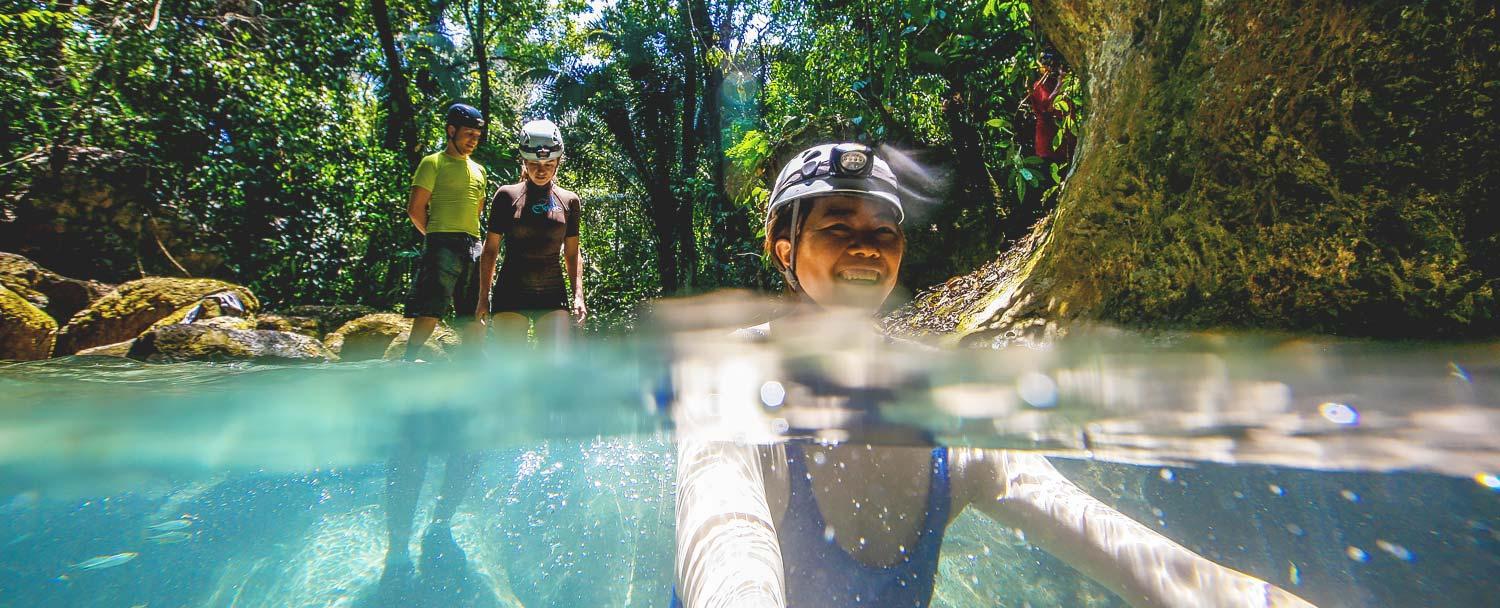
[0,298,1494,607]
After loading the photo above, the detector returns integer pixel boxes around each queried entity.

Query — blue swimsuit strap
[672,446,951,607]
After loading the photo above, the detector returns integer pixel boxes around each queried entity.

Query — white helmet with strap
[764,143,903,292]
[518,119,563,161]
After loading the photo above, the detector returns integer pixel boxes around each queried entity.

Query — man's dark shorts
[403,233,480,319]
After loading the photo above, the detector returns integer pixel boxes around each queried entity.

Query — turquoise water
[0,327,1496,607]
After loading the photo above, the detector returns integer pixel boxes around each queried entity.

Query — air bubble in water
[1269,484,1285,496]
[1340,489,1360,502]
[1346,546,1369,562]
[1159,468,1175,481]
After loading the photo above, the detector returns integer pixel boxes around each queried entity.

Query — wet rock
[194,316,256,332]
[127,324,335,363]
[275,305,379,338]
[0,284,56,360]
[75,339,135,357]
[146,290,254,331]
[0,252,112,325]
[324,313,458,362]
[254,314,322,338]
[54,278,260,355]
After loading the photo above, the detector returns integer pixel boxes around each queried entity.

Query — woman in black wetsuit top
[477,119,586,350]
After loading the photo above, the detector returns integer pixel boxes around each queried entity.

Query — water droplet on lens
[1018,373,1058,408]
[1269,484,1285,496]
[1340,489,1360,502]
[1159,468,1175,481]
[1346,546,1369,562]
[824,525,836,542]
[1475,473,1500,490]
[1376,539,1414,562]
[760,381,786,407]
[1319,402,1359,425]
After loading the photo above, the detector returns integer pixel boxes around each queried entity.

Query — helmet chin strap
[782,200,804,294]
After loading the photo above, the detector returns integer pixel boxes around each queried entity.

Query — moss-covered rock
[254,314,323,338]
[147,290,257,331]
[194,315,257,332]
[275,304,380,337]
[901,0,1499,342]
[127,324,335,363]
[54,278,260,355]
[0,252,113,325]
[323,313,458,362]
[0,284,56,360]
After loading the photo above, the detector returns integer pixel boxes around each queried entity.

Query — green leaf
[914,50,944,66]
[985,118,1007,128]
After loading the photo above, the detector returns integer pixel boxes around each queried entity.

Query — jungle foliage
[0,0,1068,330]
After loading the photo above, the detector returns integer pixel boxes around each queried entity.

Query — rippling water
[0,309,1496,607]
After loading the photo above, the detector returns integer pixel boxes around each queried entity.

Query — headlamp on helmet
[519,119,564,161]
[831,143,872,177]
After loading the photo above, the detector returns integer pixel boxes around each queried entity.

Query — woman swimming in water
[672,143,1316,608]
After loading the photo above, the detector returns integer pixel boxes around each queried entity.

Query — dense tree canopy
[0,0,1070,331]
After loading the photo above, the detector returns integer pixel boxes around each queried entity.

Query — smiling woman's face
[775,195,904,311]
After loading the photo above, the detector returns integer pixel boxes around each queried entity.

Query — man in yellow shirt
[401,103,488,361]
[378,104,489,604]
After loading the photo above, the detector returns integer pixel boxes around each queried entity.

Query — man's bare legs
[404,316,441,362]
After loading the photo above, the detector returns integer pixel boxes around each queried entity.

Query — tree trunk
[474,0,491,137]
[899,0,1500,341]
[371,0,420,169]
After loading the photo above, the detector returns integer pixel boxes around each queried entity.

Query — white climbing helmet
[518,119,564,161]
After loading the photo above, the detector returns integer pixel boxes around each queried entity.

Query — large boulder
[254,314,322,338]
[0,252,112,325]
[127,324,335,363]
[0,284,56,360]
[54,278,260,355]
[323,313,458,362]
[272,304,380,338]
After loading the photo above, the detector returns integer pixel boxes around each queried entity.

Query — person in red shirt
[1025,50,1076,163]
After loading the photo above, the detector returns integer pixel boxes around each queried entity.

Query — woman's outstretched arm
[674,440,786,608]
[952,449,1317,608]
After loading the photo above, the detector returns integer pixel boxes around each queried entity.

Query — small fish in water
[145,518,193,532]
[70,552,139,571]
[146,531,192,544]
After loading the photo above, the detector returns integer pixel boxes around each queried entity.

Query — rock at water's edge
[0,252,113,326]
[55,278,260,355]
[0,284,57,360]
[324,313,458,362]
[127,324,335,363]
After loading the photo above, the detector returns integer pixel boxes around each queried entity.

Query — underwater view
[3,0,1497,606]
[1,320,1495,607]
